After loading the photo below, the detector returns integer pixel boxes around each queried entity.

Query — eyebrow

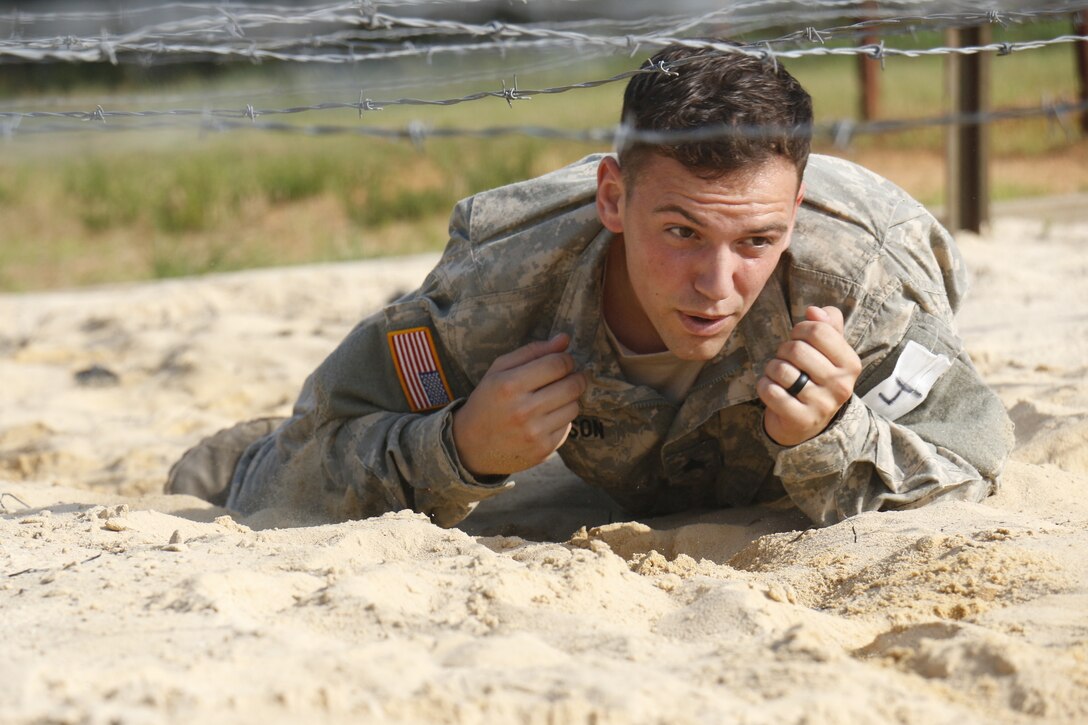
[653,203,704,227]
[652,203,790,236]
[743,223,790,236]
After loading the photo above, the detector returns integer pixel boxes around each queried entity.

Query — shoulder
[784,155,967,341]
[464,153,603,242]
[789,154,957,286]
[437,154,606,298]
[800,154,926,228]
[390,156,611,381]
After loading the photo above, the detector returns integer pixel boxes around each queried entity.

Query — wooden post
[945,25,991,234]
[857,1,880,121]
[1075,14,1088,134]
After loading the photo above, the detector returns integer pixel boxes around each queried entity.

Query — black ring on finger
[785,371,810,398]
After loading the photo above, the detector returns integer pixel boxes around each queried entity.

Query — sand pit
[2,209,1087,723]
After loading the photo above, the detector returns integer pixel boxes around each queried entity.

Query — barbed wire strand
[1,2,1085,147]
[4,28,1086,67]
[5,97,1085,146]
[0,45,615,111]
[5,3,1081,112]
[6,6,1082,60]
[4,4,1084,114]
[0,0,947,28]
[4,3,1086,65]
[3,28,1087,125]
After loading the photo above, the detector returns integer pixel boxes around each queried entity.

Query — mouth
[677,311,733,337]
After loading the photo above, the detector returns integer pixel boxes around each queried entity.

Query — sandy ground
[2,207,1087,724]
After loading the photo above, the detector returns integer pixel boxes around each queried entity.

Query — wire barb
[500,76,530,107]
[84,105,106,123]
[866,40,887,70]
[652,59,679,77]
[357,93,384,118]
[99,37,118,65]
[218,8,246,40]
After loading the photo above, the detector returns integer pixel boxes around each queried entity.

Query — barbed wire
[1,2,1085,147]
[3,3,1082,110]
[3,8,704,49]
[0,61,663,123]
[4,96,1084,146]
[0,0,945,28]
[0,0,510,26]
[0,45,613,111]
[3,26,1086,67]
[4,7,1079,60]
[4,3,1085,66]
[2,25,1086,126]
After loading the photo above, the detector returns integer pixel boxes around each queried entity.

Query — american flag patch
[387,327,453,412]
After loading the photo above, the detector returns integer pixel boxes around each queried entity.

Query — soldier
[167,45,1013,527]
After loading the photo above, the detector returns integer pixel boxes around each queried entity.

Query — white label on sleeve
[861,340,952,421]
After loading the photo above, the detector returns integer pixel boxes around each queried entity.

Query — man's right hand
[452,333,587,477]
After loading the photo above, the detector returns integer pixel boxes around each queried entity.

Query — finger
[539,400,581,439]
[510,351,580,393]
[532,371,588,414]
[490,333,570,374]
[538,420,575,460]
[772,340,839,386]
[757,374,809,417]
[521,404,579,463]
[764,358,811,398]
[787,321,856,370]
[804,305,844,334]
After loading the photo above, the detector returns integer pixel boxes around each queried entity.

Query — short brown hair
[619,44,813,182]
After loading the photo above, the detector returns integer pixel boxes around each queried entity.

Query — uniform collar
[736,263,794,384]
[550,227,661,410]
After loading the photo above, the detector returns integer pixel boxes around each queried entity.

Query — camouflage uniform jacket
[226,153,1013,527]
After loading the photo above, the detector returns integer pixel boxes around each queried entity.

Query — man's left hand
[757,305,862,447]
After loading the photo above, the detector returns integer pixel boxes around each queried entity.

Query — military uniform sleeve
[765,210,1014,527]
[228,154,610,526]
[229,199,513,527]
[230,306,514,528]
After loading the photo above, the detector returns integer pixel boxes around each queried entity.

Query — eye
[739,236,776,251]
[666,225,696,240]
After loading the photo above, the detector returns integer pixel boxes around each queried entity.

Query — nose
[693,245,737,302]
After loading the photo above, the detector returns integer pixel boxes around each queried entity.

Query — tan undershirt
[603,320,706,406]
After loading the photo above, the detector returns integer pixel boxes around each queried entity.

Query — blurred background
[1,0,1085,291]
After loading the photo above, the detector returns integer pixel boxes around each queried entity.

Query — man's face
[597,153,804,361]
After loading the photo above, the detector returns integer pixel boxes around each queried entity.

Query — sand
[2,207,1087,724]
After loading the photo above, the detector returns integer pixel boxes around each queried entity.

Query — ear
[596,156,626,234]
[781,181,806,252]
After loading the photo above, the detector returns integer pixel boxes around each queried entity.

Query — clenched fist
[453,333,587,477]
[757,306,862,447]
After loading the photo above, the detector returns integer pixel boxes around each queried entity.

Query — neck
[602,235,667,355]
